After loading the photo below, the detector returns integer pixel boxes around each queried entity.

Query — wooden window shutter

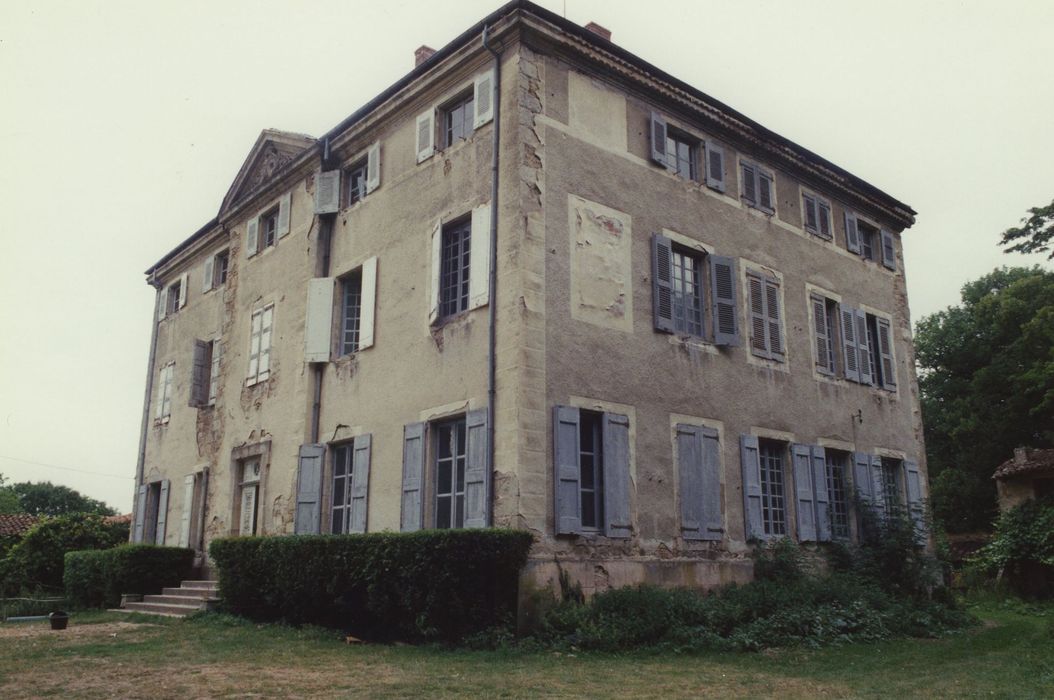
[247,310,262,381]
[876,317,897,390]
[416,108,435,163]
[758,171,774,213]
[463,408,490,528]
[348,435,372,534]
[810,445,832,542]
[277,192,292,238]
[245,218,259,258]
[651,234,675,333]
[258,306,273,380]
[358,257,378,350]
[844,211,861,254]
[803,194,818,233]
[178,272,189,308]
[852,451,874,509]
[473,68,495,129]
[315,170,341,214]
[400,422,426,531]
[855,310,873,386]
[649,111,668,167]
[699,427,723,540]
[764,279,783,356]
[133,485,148,543]
[189,339,210,407]
[676,424,705,540]
[740,434,764,540]
[880,229,897,270]
[469,203,492,310]
[818,201,832,239]
[157,286,168,321]
[748,274,768,357]
[704,141,725,192]
[155,479,170,545]
[209,339,221,405]
[812,295,832,375]
[294,443,325,534]
[869,454,886,519]
[304,277,336,363]
[428,220,442,324]
[903,459,926,544]
[178,474,195,548]
[710,255,740,346]
[553,405,582,535]
[602,412,632,539]
[202,255,215,294]
[840,304,860,382]
[791,443,817,541]
[154,366,166,419]
[365,142,381,194]
[741,162,757,205]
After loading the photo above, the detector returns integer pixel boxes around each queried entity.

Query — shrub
[0,513,128,593]
[209,529,534,642]
[968,496,1054,598]
[65,545,195,608]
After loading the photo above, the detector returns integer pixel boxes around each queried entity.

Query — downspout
[132,279,162,541]
[483,25,502,526]
[310,138,336,444]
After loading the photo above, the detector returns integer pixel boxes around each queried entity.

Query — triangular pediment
[220,129,316,215]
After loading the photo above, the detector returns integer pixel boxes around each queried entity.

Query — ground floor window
[578,411,605,530]
[435,418,467,529]
[881,458,902,518]
[825,451,851,538]
[238,459,261,535]
[331,444,354,534]
[758,440,787,536]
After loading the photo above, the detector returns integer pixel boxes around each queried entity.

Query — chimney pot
[584,22,611,41]
[1014,447,1029,464]
[415,45,436,67]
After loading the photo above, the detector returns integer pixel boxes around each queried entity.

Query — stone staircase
[118,580,220,618]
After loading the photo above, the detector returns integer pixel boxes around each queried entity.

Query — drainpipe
[131,279,162,540]
[310,138,336,444]
[483,25,502,526]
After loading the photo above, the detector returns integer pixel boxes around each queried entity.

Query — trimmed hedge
[209,529,534,641]
[65,545,195,608]
[1,513,128,593]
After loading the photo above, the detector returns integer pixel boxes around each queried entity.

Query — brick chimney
[415,45,436,67]
[584,22,611,41]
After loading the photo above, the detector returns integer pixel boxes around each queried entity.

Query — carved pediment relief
[220,129,316,216]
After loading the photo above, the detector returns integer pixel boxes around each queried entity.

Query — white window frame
[155,361,174,424]
[246,304,274,386]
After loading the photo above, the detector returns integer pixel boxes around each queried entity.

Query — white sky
[1,0,1051,512]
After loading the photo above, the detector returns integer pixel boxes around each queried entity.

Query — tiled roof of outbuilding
[993,448,1054,480]
[0,513,38,537]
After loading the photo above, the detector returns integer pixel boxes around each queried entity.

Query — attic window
[442,92,474,148]
[261,207,279,249]
[345,158,368,207]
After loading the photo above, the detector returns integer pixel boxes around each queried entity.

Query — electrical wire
[0,454,132,480]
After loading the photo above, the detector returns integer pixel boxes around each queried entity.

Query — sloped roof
[219,129,317,215]
[0,513,38,537]
[993,448,1054,480]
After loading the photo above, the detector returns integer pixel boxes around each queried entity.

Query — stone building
[133,0,926,597]
[994,448,1054,511]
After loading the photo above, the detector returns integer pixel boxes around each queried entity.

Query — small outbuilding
[993,448,1054,511]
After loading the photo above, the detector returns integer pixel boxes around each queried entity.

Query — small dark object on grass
[49,611,68,630]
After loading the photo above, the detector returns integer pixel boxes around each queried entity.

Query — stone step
[122,601,202,616]
[180,580,220,590]
[143,594,219,606]
[161,587,214,599]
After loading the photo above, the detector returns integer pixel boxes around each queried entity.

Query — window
[214,251,229,286]
[153,362,174,423]
[208,339,221,405]
[671,247,705,336]
[802,192,832,239]
[435,418,467,529]
[825,451,851,539]
[648,113,725,191]
[740,161,775,213]
[167,280,182,315]
[190,339,215,408]
[261,207,279,249]
[345,158,368,207]
[838,306,896,390]
[652,235,739,344]
[578,411,604,530]
[340,270,362,355]
[329,439,371,535]
[237,459,261,535]
[438,218,471,319]
[134,479,169,544]
[442,92,474,148]
[858,219,879,262]
[811,294,840,376]
[665,128,698,180]
[246,304,273,385]
[758,440,788,536]
[880,458,902,519]
[747,271,784,360]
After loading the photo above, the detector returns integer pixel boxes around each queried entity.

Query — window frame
[801,191,833,239]
[437,217,472,321]
[246,303,274,386]
[433,416,468,530]
[214,250,229,287]
[810,293,841,376]
[664,126,700,181]
[670,243,708,338]
[758,439,788,537]
[746,270,785,361]
[166,281,181,315]
[858,219,880,262]
[440,90,475,149]
[740,159,776,214]
[155,361,174,424]
[260,207,279,250]
[880,457,903,519]
[338,269,363,357]
[577,410,605,532]
[330,441,355,534]
[825,450,852,539]
[344,158,368,208]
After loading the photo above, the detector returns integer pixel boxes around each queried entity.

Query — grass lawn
[0,601,1051,699]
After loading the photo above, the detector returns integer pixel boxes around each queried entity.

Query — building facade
[134,1,925,599]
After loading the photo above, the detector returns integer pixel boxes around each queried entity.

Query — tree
[1000,198,1054,260]
[10,481,117,517]
[915,266,1054,532]
[0,513,128,592]
[0,473,22,514]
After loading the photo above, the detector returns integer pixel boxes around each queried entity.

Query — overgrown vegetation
[209,529,534,642]
[0,478,116,517]
[968,496,1054,598]
[65,544,195,608]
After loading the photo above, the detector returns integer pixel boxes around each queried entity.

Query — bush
[209,529,534,642]
[65,545,195,608]
[0,514,128,594]
[968,496,1054,598]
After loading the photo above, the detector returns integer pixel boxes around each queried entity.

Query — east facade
[133,1,925,600]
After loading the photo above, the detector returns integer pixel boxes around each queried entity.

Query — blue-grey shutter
[677,425,704,540]
[869,454,886,519]
[699,427,723,540]
[650,112,668,167]
[741,162,757,205]
[652,234,675,333]
[710,255,739,346]
[903,459,926,545]
[840,304,860,382]
[348,435,371,534]
[876,317,897,390]
[852,451,874,506]
[704,141,725,192]
[740,434,763,540]
[844,211,862,254]
[189,339,210,407]
[856,310,874,386]
[155,479,170,545]
[133,485,147,543]
[803,194,819,233]
[758,171,774,213]
[602,412,632,539]
[464,408,490,528]
[748,274,769,358]
[400,422,426,532]
[764,279,783,357]
[553,405,581,535]
[880,229,896,270]
[812,296,832,375]
[810,445,832,542]
[791,443,817,542]
[818,201,833,239]
[294,443,325,534]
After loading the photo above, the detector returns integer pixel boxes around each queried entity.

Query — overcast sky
[1,0,1051,512]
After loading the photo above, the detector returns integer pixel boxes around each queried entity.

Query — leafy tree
[915,267,1054,532]
[1000,199,1054,260]
[0,513,129,592]
[0,473,22,514]
[10,481,116,517]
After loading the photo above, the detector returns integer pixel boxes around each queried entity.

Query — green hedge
[65,545,195,608]
[1,514,128,593]
[209,529,534,641]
